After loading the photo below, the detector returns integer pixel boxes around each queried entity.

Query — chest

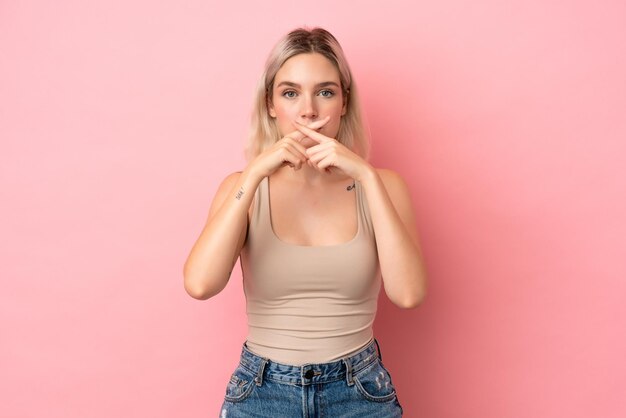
[266,179,358,247]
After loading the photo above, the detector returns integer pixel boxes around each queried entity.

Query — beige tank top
[239,176,381,365]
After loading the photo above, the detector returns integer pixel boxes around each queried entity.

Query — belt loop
[254,358,268,387]
[374,338,383,361]
[342,357,355,386]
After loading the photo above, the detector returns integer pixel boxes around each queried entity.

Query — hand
[249,117,331,179]
[291,119,373,182]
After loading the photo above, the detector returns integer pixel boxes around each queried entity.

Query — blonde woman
[184,27,427,417]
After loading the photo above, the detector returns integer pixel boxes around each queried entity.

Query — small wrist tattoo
[235,187,244,200]
[347,181,356,191]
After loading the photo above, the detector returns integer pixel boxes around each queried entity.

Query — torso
[239,167,381,364]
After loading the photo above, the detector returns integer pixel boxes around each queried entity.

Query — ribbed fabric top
[240,176,381,365]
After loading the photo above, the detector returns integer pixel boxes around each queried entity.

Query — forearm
[359,168,428,308]
[183,167,262,299]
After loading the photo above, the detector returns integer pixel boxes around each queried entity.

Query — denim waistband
[238,338,382,387]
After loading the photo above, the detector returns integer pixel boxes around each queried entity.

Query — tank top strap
[250,176,270,233]
[355,180,375,238]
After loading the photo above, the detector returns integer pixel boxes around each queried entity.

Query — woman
[183,27,427,417]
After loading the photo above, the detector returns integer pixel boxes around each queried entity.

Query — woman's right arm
[182,166,262,300]
[183,118,328,300]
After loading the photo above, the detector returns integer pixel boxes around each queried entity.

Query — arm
[182,118,325,300]
[360,167,428,308]
[290,121,428,308]
[182,167,262,300]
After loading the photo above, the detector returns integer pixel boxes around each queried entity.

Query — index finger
[291,120,332,143]
[282,133,309,155]
[286,116,329,142]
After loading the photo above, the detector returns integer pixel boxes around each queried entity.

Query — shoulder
[373,167,415,210]
[214,171,244,193]
[373,168,420,243]
[375,168,410,194]
[209,171,245,216]
[375,167,402,181]
[223,170,243,184]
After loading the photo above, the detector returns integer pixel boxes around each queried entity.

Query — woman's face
[269,52,346,148]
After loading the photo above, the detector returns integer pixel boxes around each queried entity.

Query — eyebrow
[275,81,340,89]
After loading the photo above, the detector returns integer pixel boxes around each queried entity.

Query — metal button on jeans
[304,369,315,379]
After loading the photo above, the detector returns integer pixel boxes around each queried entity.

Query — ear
[267,97,276,118]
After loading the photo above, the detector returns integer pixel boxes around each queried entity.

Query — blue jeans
[219,338,403,417]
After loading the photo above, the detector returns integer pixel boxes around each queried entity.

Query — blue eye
[319,89,334,97]
[282,90,297,98]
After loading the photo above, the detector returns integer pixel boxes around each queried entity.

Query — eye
[318,89,335,98]
[282,90,297,98]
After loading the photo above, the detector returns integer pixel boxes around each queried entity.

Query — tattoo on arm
[235,187,244,200]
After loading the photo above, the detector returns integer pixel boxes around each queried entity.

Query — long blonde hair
[245,27,370,161]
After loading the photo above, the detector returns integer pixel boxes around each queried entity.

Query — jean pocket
[353,359,398,402]
[223,365,256,402]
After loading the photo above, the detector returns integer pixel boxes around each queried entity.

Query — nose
[300,94,318,121]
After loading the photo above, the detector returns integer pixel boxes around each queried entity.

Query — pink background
[1,1,625,417]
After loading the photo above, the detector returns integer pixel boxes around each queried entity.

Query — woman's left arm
[291,120,428,308]
[359,167,428,309]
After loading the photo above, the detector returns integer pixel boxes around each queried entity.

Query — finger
[306,147,331,164]
[285,143,308,164]
[315,154,337,172]
[279,147,306,170]
[285,117,330,145]
[305,140,336,157]
[281,158,302,170]
[282,135,308,156]
[291,120,333,143]
[304,115,331,130]
[285,116,330,142]
[284,131,306,143]
[291,121,330,143]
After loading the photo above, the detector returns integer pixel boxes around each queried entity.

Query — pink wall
[1,1,624,417]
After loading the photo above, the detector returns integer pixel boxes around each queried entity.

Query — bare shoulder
[208,171,244,219]
[375,168,410,195]
[374,167,416,213]
[221,171,243,186]
[215,171,245,196]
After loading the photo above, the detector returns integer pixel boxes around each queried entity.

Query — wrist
[356,163,377,184]
[243,159,265,184]
[238,164,264,193]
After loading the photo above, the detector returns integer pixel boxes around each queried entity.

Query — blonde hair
[245,27,370,161]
